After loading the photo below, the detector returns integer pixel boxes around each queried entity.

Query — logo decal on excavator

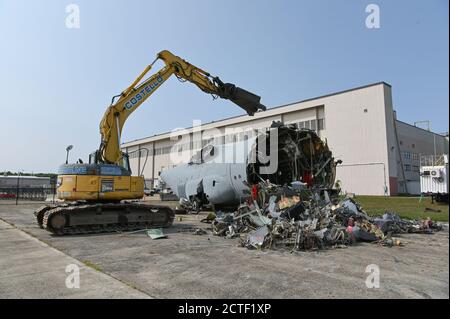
[124,75,163,110]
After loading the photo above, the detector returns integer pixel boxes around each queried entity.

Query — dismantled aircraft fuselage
[160,122,338,210]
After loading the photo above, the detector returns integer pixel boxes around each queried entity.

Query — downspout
[315,106,319,133]
[138,144,141,176]
[151,141,156,188]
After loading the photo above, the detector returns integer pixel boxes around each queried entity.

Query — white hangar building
[122,82,449,196]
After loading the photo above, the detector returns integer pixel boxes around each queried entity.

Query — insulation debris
[211,185,443,251]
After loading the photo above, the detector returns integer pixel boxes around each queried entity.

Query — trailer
[420,154,449,203]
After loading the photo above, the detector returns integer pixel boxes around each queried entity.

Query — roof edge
[122,81,391,146]
[395,119,448,137]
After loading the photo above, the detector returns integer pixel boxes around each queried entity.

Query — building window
[404,164,411,172]
[403,152,412,160]
[318,118,325,130]
[154,147,171,155]
[140,149,150,158]
[297,119,325,131]
[413,165,419,172]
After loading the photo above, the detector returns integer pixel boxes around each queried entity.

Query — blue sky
[0,0,448,172]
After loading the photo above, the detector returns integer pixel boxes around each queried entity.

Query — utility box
[420,154,449,202]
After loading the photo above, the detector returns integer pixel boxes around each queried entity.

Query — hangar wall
[122,82,448,195]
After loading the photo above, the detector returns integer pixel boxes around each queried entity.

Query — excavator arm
[98,50,266,166]
[36,50,266,235]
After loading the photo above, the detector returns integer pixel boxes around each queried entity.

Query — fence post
[15,174,20,205]
[50,176,57,204]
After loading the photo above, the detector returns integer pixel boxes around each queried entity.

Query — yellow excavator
[35,50,266,235]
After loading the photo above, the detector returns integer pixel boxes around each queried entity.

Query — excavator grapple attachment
[217,83,266,116]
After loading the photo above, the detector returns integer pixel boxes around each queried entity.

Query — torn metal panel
[147,228,167,239]
[244,226,270,249]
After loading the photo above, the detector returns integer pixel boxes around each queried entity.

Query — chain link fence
[0,186,56,204]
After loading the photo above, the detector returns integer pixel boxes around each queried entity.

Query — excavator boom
[99,50,266,165]
[35,50,266,235]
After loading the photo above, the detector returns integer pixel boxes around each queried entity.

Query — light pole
[66,145,73,164]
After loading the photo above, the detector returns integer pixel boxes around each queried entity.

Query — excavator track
[35,202,174,235]
[35,204,57,228]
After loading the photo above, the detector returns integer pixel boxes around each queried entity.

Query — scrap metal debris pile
[211,186,443,251]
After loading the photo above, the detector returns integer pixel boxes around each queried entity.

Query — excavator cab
[88,151,131,173]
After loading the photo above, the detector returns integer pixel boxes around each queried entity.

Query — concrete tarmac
[0,218,149,298]
[0,202,448,299]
